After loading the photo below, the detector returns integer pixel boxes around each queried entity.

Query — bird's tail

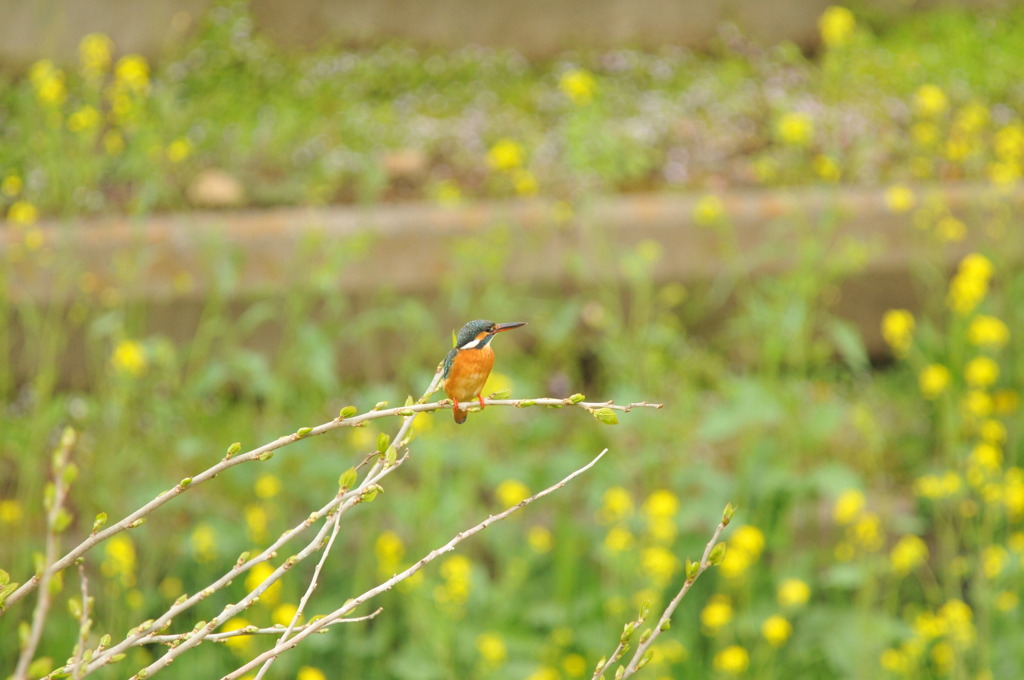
[453,406,467,424]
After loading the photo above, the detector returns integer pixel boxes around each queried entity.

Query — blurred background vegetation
[1,1,1023,679]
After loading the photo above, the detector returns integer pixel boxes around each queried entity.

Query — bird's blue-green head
[454,319,527,350]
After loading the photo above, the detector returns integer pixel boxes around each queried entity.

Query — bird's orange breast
[443,346,495,401]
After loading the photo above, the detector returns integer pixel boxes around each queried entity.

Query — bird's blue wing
[442,347,458,379]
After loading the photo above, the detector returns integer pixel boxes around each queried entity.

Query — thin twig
[144,609,383,645]
[13,428,77,680]
[70,563,92,679]
[224,448,611,679]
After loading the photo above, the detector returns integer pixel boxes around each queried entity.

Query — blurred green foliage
[1,3,1024,680]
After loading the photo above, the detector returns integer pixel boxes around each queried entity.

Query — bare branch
[143,609,384,645]
[70,564,92,679]
[223,448,611,679]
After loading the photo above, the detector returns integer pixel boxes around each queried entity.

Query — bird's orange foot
[452,398,461,411]
[477,395,486,409]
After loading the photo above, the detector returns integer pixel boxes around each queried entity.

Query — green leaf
[338,467,357,490]
[385,446,398,466]
[0,582,19,607]
[568,393,586,403]
[68,597,82,618]
[488,389,511,399]
[339,405,358,419]
[92,512,108,533]
[592,407,619,425]
[295,426,313,438]
[53,508,72,533]
[377,433,391,453]
[226,442,242,457]
[0,569,9,587]
[373,401,389,411]
[708,541,727,565]
[62,462,80,485]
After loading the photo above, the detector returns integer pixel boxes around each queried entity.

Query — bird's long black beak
[493,322,527,333]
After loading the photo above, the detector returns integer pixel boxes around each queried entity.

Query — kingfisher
[442,319,527,424]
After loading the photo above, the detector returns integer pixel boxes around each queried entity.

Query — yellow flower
[852,512,883,551]
[730,524,765,557]
[79,33,113,79]
[719,544,754,579]
[560,68,597,105]
[244,504,267,542]
[643,489,680,519]
[437,554,472,604]
[819,6,856,48]
[604,526,634,552]
[67,106,101,133]
[1,174,22,197]
[693,194,724,225]
[297,667,327,680]
[979,418,1007,444]
[988,160,1022,186]
[982,545,1007,579]
[881,309,915,357]
[954,102,989,134]
[29,60,67,106]
[914,84,949,118]
[7,201,39,226]
[272,602,299,626]
[919,364,951,399]
[599,486,634,523]
[527,525,553,553]
[254,473,281,499]
[641,546,679,587]
[911,121,939,147]
[833,489,865,525]
[102,535,137,587]
[115,54,150,93]
[487,139,524,171]
[512,168,539,196]
[777,578,811,608]
[191,523,217,562]
[111,339,147,376]
[222,617,254,651]
[939,599,975,645]
[496,479,530,507]
[890,534,928,576]
[993,389,1020,414]
[700,594,733,633]
[525,666,560,680]
[936,215,966,242]
[713,645,750,674]
[813,154,841,181]
[166,138,192,163]
[995,591,1019,612]
[965,356,999,387]
[776,112,814,146]
[761,615,793,647]
[884,184,916,213]
[244,562,282,605]
[476,632,507,666]
[967,315,1009,348]
[995,123,1024,160]
[0,499,23,524]
[562,653,587,677]
[375,530,405,577]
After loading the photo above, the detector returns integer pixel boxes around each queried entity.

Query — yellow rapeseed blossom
[995,591,1019,612]
[967,315,1009,348]
[166,138,192,163]
[272,602,299,626]
[995,122,1024,160]
[931,643,954,675]
[1005,468,1024,519]
[881,309,915,357]
[562,653,587,677]
[1,174,22,197]
[992,389,1020,414]
[852,512,884,551]
[777,578,811,608]
[641,546,679,587]
[244,561,282,605]
[693,194,724,225]
[67,106,101,133]
[0,499,23,524]
[559,68,597,105]
[713,645,750,674]
[7,200,38,226]
[700,594,733,633]
[833,489,865,525]
[297,667,327,680]
[191,523,217,562]
[254,473,281,499]
[965,356,999,387]
[919,364,951,399]
[884,184,916,213]
[911,121,940,147]
[600,486,634,523]
[880,648,910,674]
[761,615,793,647]
[487,139,524,171]
[730,524,765,556]
[115,54,151,93]
[476,632,507,666]
[988,160,1022,186]
[890,534,929,576]
[222,617,254,651]
[437,554,472,604]
[979,418,1007,444]
[102,534,137,587]
[813,154,841,181]
[111,339,147,376]
[375,530,405,576]
[954,102,989,134]
[525,666,560,680]
[496,479,530,507]
[29,60,67,106]
[528,525,553,553]
[776,112,814,146]
[604,526,635,552]
[981,545,1008,579]
[244,504,267,542]
[939,599,975,645]
[819,6,856,48]
[79,33,113,79]
[936,215,967,242]
[643,489,680,519]
[719,543,754,579]
[914,84,949,118]
[969,442,1002,471]
[512,168,539,196]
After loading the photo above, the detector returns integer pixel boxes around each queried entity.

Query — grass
[2,2,1024,679]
